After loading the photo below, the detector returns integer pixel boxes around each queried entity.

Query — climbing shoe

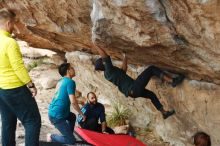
[163,109,175,119]
[172,74,185,87]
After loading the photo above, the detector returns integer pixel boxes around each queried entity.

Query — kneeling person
[47,63,86,144]
[77,92,114,134]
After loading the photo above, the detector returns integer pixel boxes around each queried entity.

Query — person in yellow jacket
[0,9,41,146]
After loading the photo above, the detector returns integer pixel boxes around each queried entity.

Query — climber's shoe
[163,109,176,119]
[172,74,185,87]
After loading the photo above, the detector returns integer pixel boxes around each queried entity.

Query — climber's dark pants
[129,66,164,111]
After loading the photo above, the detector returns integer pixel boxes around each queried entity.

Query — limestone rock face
[66,51,220,146]
[1,0,220,84]
[29,65,61,89]
[1,0,220,145]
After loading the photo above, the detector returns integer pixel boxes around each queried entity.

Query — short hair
[87,92,96,98]
[94,58,105,71]
[58,63,71,77]
[0,8,16,22]
[193,132,211,146]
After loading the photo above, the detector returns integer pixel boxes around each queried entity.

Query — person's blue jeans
[49,112,76,144]
[0,85,41,146]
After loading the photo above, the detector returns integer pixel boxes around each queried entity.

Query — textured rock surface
[0,0,220,83]
[66,51,220,146]
[19,41,56,58]
[1,0,220,145]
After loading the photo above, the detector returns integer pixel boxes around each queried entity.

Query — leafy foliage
[107,102,131,127]
[26,59,44,72]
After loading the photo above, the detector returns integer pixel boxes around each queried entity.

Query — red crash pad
[75,127,146,146]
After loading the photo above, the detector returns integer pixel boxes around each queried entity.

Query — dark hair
[194,132,211,146]
[87,92,96,98]
[94,58,105,71]
[58,63,71,77]
[0,8,16,21]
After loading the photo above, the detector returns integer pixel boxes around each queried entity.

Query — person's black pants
[130,65,164,111]
[0,86,41,146]
[79,118,114,134]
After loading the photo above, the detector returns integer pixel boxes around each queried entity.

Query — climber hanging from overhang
[93,44,184,119]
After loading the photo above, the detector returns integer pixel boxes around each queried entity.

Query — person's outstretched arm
[101,121,107,133]
[93,44,108,58]
[7,40,37,97]
[70,94,86,122]
[99,105,108,133]
[67,81,86,122]
[121,53,127,72]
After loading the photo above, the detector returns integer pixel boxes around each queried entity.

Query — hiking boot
[172,74,185,87]
[163,110,175,119]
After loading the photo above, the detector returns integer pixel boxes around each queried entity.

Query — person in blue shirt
[47,63,86,144]
[77,92,114,134]
[93,44,185,119]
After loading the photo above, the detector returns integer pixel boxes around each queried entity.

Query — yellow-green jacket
[0,29,31,89]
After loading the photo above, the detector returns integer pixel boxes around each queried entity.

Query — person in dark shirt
[93,44,184,119]
[77,92,114,134]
